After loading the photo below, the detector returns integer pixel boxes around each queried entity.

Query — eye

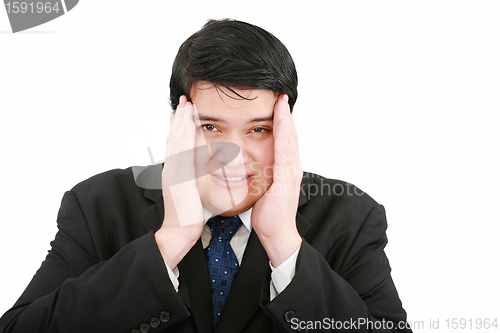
[251,127,269,133]
[201,124,218,132]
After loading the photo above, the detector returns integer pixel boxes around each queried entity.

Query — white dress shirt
[165,208,300,301]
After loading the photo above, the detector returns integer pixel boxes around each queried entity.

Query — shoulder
[67,166,155,215]
[300,171,378,211]
[298,172,385,242]
[71,167,140,196]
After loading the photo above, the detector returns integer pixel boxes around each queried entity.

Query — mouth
[210,173,253,189]
[213,174,251,181]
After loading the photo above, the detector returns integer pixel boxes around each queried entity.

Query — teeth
[215,175,250,181]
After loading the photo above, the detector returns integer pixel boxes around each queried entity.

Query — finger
[192,103,208,146]
[171,95,187,127]
[278,95,299,143]
[165,102,196,186]
[273,95,302,181]
[170,97,186,132]
[275,95,296,138]
[170,96,187,125]
[192,102,202,127]
[181,102,196,149]
[272,94,289,133]
[168,103,191,153]
[167,102,192,156]
[168,96,188,142]
[273,119,294,168]
[274,94,298,148]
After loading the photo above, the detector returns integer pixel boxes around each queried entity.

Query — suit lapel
[215,229,270,332]
[215,211,311,332]
[140,188,213,333]
[178,240,214,333]
[296,211,311,237]
[139,189,163,233]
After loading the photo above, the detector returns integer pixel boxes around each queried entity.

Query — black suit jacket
[0,168,411,333]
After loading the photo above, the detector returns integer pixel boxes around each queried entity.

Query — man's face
[190,82,276,216]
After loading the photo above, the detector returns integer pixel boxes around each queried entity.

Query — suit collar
[203,207,253,232]
[143,187,162,203]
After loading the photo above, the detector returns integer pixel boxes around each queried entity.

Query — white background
[1,1,499,330]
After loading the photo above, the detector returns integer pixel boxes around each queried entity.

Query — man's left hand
[251,94,303,268]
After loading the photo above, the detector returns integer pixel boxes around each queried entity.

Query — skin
[154,83,302,271]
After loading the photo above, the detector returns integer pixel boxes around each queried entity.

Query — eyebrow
[195,113,274,122]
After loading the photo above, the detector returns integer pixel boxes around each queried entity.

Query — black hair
[169,19,298,111]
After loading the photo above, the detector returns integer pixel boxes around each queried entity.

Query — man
[0,19,411,333]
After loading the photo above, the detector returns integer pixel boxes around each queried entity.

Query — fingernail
[282,94,289,103]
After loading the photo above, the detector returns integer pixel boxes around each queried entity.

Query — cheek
[194,131,207,147]
[261,140,275,167]
[250,141,275,175]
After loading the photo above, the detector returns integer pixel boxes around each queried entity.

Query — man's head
[170,19,298,111]
[169,19,298,216]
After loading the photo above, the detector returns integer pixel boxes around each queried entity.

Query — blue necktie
[205,215,242,327]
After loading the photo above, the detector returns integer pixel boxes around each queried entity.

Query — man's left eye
[251,127,267,133]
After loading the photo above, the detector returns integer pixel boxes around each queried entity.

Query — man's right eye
[201,124,217,132]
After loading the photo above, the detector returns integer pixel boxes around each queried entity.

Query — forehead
[190,82,277,112]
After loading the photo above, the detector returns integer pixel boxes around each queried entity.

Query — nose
[210,134,248,173]
[208,142,241,170]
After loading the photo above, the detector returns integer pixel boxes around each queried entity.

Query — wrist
[154,230,196,269]
[259,230,302,268]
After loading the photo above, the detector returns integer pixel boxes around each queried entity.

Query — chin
[197,175,270,215]
[201,193,253,216]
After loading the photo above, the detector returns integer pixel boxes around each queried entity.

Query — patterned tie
[205,215,242,327]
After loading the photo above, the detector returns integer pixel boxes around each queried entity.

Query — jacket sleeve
[261,204,412,333]
[0,191,190,333]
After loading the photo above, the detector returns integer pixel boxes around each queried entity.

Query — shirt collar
[203,207,253,232]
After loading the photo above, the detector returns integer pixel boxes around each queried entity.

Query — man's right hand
[154,95,205,270]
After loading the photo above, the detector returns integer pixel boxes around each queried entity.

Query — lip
[210,173,252,189]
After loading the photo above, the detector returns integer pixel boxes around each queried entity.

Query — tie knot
[207,215,242,242]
